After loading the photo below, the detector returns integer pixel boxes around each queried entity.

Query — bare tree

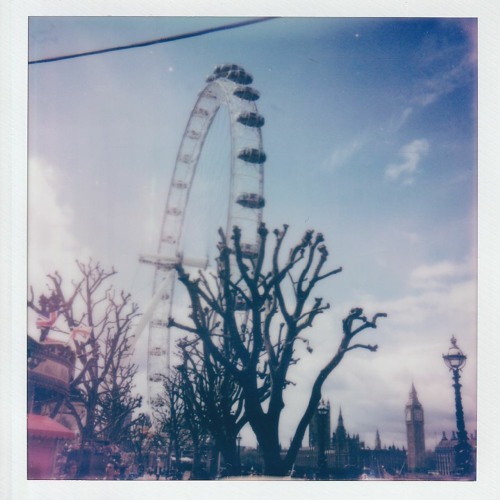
[28,260,143,447]
[152,370,189,475]
[169,224,387,476]
[175,335,250,476]
[153,347,240,478]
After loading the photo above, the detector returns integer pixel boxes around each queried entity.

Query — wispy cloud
[388,106,414,134]
[414,57,474,107]
[386,55,474,134]
[409,259,473,290]
[392,24,476,131]
[322,139,364,171]
[408,21,477,110]
[385,139,429,184]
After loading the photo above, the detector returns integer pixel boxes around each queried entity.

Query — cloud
[413,55,475,107]
[343,276,476,447]
[322,139,363,171]
[388,106,414,133]
[392,26,476,131]
[385,139,429,184]
[28,158,92,290]
[409,259,472,290]
[278,255,477,448]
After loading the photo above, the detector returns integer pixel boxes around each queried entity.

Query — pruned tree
[175,334,250,476]
[152,370,190,474]
[28,260,143,447]
[124,412,150,473]
[154,341,243,478]
[168,224,387,476]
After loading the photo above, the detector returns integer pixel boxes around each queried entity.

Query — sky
[26,16,478,453]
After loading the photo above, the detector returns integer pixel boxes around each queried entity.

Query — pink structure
[28,413,76,479]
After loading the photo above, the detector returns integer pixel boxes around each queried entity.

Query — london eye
[134,64,266,413]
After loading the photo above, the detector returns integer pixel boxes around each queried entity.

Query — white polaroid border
[2,1,499,500]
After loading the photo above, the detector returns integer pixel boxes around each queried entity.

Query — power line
[28,17,277,65]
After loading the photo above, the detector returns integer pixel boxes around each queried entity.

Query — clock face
[406,407,423,421]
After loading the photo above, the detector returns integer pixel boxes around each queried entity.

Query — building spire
[409,383,420,404]
[375,429,382,450]
[405,383,426,472]
[334,406,347,445]
[338,407,344,427]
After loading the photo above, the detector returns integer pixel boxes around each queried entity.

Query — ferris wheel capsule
[226,69,253,85]
[238,148,267,164]
[236,193,266,209]
[237,112,265,128]
[233,86,260,101]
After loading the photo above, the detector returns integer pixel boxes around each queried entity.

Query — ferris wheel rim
[146,64,266,415]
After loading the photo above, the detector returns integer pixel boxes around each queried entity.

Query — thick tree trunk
[82,416,94,448]
[258,431,288,476]
[174,441,181,472]
[208,443,220,478]
[246,412,288,476]
[263,460,288,477]
[191,441,201,479]
[219,440,240,476]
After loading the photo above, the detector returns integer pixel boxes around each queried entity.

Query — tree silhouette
[168,224,387,476]
[175,335,249,476]
[28,260,142,447]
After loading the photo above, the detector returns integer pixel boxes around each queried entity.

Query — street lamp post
[442,336,473,476]
[317,404,329,479]
[237,434,242,474]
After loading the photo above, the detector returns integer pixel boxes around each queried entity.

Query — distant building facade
[434,430,477,476]
[296,385,475,479]
[330,408,364,471]
[405,384,426,472]
[295,403,405,478]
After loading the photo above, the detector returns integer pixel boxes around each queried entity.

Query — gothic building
[330,408,363,470]
[298,404,405,478]
[405,384,426,472]
[434,430,477,476]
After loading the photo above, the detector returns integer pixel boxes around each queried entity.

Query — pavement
[135,474,168,480]
[134,472,191,481]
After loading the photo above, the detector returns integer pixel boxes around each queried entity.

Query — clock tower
[405,384,426,472]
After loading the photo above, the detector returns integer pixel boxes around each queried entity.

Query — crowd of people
[57,445,193,480]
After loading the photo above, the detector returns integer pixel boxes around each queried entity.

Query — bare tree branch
[28,261,142,448]
[167,224,385,476]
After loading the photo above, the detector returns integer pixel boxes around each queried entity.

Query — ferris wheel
[135,64,266,411]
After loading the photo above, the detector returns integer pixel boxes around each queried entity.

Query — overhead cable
[29,17,277,65]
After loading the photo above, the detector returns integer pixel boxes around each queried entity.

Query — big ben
[405,384,426,472]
